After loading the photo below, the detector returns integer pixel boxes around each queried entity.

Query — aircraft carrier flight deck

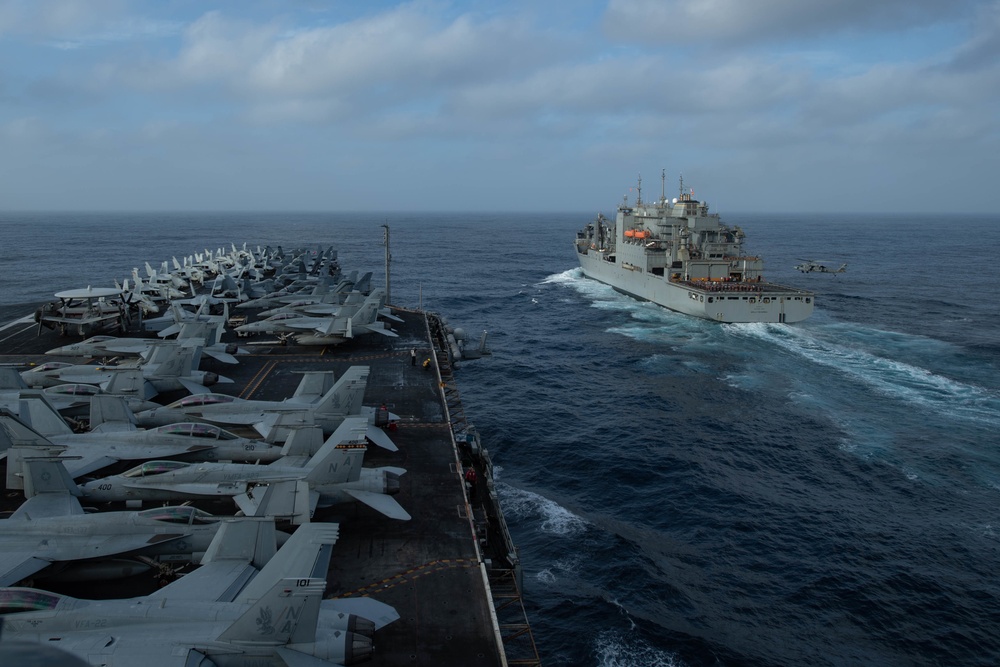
[0,296,540,667]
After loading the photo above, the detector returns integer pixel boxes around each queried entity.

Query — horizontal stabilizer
[178,378,211,395]
[365,424,398,452]
[324,597,401,630]
[344,489,411,520]
[202,348,239,365]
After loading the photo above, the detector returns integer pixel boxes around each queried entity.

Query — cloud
[602,0,983,46]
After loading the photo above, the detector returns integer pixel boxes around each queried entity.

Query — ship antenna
[636,174,642,206]
[661,169,666,203]
[678,173,685,200]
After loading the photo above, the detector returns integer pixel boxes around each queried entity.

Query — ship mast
[660,169,666,204]
[381,223,391,307]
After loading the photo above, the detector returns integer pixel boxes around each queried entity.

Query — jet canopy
[122,460,191,478]
[0,588,66,614]
[138,506,217,525]
[152,423,240,440]
[167,393,237,408]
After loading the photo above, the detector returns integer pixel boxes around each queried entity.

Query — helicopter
[794,260,847,274]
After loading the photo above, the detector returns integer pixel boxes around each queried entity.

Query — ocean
[1,211,999,667]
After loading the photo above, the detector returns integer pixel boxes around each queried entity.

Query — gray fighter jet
[75,419,410,522]
[133,365,398,448]
[1,395,282,484]
[0,457,249,586]
[236,292,399,345]
[20,342,233,398]
[46,320,246,365]
[0,518,397,666]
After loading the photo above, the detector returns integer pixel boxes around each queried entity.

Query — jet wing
[65,444,216,478]
[0,553,52,586]
[124,480,249,497]
[0,533,188,586]
[8,493,85,520]
[203,411,271,426]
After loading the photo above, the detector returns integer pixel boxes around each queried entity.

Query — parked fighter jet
[74,419,410,522]
[46,320,245,365]
[236,292,398,345]
[0,519,397,666]
[133,365,398,448]
[20,343,232,398]
[0,395,282,483]
[0,369,159,420]
[0,457,264,586]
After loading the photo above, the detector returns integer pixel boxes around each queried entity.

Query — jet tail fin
[217,578,326,645]
[235,523,340,603]
[17,391,73,437]
[234,479,316,525]
[89,394,138,433]
[312,366,369,417]
[22,455,81,498]
[304,431,366,485]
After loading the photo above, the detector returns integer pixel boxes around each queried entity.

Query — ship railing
[424,310,538,667]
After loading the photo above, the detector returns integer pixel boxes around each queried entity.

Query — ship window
[805,298,812,304]
[707,297,714,303]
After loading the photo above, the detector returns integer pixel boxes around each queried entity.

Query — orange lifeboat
[624,229,635,238]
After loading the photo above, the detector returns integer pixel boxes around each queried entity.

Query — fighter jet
[0,457,262,586]
[794,259,848,274]
[133,365,398,448]
[0,518,397,666]
[46,319,245,365]
[20,342,232,398]
[237,292,399,346]
[0,395,282,483]
[74,419,410,522]
[0,369,159,421]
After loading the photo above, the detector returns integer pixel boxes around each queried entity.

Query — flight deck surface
[0,303,537,666]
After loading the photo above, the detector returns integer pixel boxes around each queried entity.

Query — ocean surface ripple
[1,211,998,666]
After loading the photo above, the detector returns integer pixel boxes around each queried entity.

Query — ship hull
[578,251,814,324]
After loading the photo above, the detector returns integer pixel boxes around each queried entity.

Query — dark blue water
[2,211,999,666]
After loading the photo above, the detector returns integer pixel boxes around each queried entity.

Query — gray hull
[578,251,814,323]
[574,177,815,324]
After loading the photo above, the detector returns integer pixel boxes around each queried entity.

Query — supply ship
[575,173,814,323]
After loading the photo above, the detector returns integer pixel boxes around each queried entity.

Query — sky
[1,0,998,213]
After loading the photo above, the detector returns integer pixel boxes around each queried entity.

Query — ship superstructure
[575,172,814,323]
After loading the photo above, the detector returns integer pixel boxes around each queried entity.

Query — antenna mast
[381,223,391,307]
